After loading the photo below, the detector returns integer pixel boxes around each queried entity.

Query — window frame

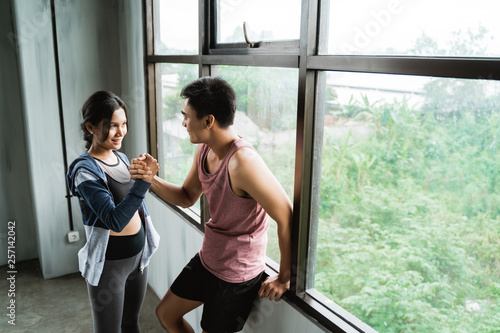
[144,0,500,331]
[209,0,301,53]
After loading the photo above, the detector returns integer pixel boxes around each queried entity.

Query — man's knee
[155,300,167,322]
[156,299,176,329]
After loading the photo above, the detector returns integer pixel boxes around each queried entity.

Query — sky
[328,0,500,56]
[156,0,500,56]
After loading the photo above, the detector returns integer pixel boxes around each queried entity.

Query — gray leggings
[87,252,148,333]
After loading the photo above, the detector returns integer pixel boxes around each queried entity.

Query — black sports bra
[94,154,145,260]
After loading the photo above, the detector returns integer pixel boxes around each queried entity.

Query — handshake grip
[129,153,159,182]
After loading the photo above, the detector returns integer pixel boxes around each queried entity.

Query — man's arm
[229,147,293,302]
[130,147,203,208]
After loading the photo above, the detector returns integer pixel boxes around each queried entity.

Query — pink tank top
[198,139,269,283]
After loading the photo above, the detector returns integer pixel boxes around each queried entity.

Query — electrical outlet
[67,231,80,243]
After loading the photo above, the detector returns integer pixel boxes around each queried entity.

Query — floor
[0,259,165,332]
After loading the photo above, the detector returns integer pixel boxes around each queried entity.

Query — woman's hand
[130,153,159,182]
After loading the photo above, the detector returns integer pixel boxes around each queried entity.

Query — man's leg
[156,288,203,333]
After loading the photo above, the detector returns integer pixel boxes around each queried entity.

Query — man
[130,76,292,333]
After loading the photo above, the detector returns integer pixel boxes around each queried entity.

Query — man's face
[181,98,207,143]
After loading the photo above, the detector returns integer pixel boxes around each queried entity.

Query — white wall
[11,0,76,277]
[117,0,150,158]
[6,0,144,280]
[56,0,124,275]
[0,0,38,267]
[145,197,206,331]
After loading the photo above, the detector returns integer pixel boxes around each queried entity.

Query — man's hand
[129,153,159,182]
[142,154,160,181]
[258,274,290,302]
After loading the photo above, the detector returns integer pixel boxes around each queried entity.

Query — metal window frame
[144,0,500,331]
[209,0,301,53]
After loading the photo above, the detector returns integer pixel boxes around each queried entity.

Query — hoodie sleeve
[74,169,151,232]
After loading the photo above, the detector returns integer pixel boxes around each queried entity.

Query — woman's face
[91,108,128,151]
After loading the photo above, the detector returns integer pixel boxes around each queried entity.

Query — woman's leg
[121,263,149,333]
[87,260,128,333]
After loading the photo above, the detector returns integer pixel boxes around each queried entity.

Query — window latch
[243,22,260,48]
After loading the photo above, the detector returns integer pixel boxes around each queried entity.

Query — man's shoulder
[228,146,264,179]
[230,145,259,163]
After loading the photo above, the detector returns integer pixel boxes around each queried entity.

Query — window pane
[157,63,200,214]
[212,66,298,264]
[314,71,500,332]
[216,0,301,44]
[154,0,198,54]
[320,0,500,56]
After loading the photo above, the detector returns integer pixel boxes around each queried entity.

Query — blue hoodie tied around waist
[66,150,160,286]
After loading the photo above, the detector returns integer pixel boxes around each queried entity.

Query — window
[216,0,301,44]
[156,63,200,215]
[320,0,500,57]
[313,72,500,332]
[146,0,500,332]
[154,0,198,54]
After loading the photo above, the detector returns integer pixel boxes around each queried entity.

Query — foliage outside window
[314,71,500,332]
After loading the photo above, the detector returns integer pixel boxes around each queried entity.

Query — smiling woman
[66,90,160,333]
[86,108,128,158]
[80,91,128,152]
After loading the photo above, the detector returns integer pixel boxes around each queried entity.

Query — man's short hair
[180,76,237,128]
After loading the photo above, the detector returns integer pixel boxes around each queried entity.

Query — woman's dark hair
[180,76,237,128]
[81,91,128,149]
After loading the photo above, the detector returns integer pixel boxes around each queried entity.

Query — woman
[66,91,160,332]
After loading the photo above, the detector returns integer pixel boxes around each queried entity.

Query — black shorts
[170,253,264,333]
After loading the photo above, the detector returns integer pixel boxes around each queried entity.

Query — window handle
[243,22,259,48]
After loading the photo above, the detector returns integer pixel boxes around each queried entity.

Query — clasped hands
[129,153,159,183]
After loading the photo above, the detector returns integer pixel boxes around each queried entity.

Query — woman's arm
[75,169,151,232]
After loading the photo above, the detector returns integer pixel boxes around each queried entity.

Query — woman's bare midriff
[109,210,141,236]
